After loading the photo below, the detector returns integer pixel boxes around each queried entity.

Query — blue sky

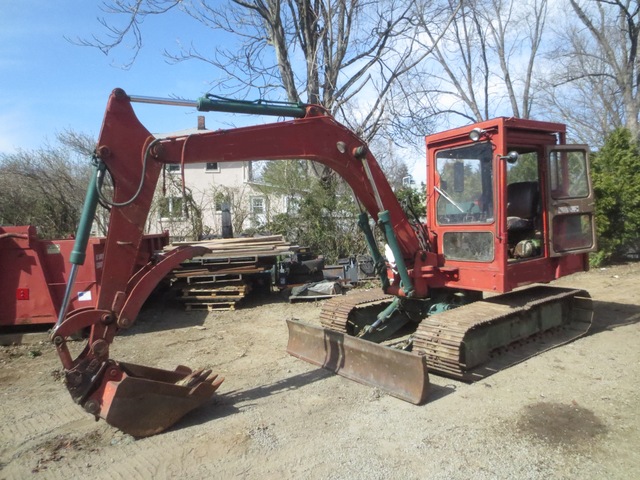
[0,1,425,183]
[0,1,231,153]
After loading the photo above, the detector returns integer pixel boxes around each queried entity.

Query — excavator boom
[53,88,428,436]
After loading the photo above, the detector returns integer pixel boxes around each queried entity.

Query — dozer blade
[286,319,429,404]
[87,362,223,438]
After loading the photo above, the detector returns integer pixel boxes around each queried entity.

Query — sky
[0,1,232,151]
[0,1,426,183]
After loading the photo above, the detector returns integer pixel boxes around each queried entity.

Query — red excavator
[52,89,596,437]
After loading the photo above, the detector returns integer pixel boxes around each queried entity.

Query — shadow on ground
[125,290,290,335]
[173,366,456,433]
[590,300,640,334]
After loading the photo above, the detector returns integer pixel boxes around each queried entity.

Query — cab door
[545,145,597,256]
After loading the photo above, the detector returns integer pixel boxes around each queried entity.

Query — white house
[146,116,287,241]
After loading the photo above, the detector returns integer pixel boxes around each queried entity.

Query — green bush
[263,175,365,263]
[590,128,640,265]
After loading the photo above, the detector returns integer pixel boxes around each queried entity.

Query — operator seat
[506,181,539,231]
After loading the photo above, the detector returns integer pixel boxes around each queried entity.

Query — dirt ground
[1,263,639,480]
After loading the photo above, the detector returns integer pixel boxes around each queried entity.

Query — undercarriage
[286,285,593,398]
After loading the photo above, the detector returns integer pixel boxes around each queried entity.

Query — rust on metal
[91,362,223,438]
[286,319,429,404]
[319,290,394,333]
[318,286,593,384]
[413,286,593,380]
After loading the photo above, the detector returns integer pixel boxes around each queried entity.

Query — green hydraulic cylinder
[197,95,307,118]
[69,162,106,265]
[129,93,308,118]
[54,161,106,331]
[357,212,390,290]
[378,210,414,297]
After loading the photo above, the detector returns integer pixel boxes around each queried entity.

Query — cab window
[436,142,494,224]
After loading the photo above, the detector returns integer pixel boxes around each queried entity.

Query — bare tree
[487,0,547,119]
[76,0,471,222]
[148,173,210,241]
[544,0,640,143]
[394,0,548,132]
[0,132,95,238]
[77,0,441,141]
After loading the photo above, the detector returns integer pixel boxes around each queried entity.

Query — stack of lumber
[168,235,294,259]
[167,235,295,311]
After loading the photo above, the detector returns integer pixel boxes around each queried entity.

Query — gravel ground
[1,263,639,479]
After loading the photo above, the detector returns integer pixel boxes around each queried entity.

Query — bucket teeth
[177,368,215,388]
[203,374,224,388]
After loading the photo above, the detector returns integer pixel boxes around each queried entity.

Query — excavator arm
[52,89,430,437]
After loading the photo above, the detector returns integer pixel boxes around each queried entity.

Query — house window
[285,195,300,214]
[251,197,265,214]
[167,164,181,174]
[205,162,219,172]
[158,196,184,219]
[248,160,268,183]
[250,196,266,228]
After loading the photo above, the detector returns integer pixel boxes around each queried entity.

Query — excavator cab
[308,117,596,387]
[426,117,596,293]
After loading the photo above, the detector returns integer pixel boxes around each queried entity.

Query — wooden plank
[173,266,264,277]
[186,234,285,244]
[169,235,288,248]
[184,283,249,292]
[197,248,291,258]
[180,295,245,302]
[181,287,248,299]
[164,235,297,261]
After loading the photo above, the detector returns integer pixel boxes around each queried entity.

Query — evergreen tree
[591,128,640,265]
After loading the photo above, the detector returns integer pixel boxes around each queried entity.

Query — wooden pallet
[179,279,250,310]
[182,285,248,296]
[185,273,244,285]
[166,235,293,312]
[184,301,236,312]
[180,291,246,303]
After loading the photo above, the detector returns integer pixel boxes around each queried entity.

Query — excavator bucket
[286,319,429,404]
[87,362,223,438]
